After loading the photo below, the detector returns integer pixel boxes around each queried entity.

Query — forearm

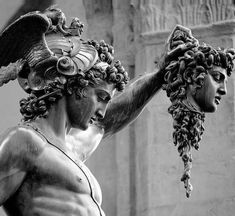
[100,68,164,138]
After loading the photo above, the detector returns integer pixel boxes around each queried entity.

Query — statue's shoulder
[0,125,47,161]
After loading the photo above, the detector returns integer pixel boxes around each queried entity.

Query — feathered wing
[0,62,22,87]
[0,12,53,86]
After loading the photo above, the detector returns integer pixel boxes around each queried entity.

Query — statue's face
[188,66,228,112]
[66,80,115,130]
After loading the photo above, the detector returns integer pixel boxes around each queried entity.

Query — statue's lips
[215,96,221,105]
[89,116,97,124]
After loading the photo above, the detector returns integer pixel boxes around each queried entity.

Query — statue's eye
[211,71,223,82]
[213,74,220,81]
[97,91,111,103]
[98,95,106,102]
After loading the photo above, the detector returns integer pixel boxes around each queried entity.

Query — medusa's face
[189,66,228,113]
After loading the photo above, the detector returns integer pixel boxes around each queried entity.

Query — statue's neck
[29,97,69,145]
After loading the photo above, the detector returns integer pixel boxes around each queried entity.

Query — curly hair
[162,41,235,197]
[167,100,205,197]
[19,40,129,121]
[163,44,235,102]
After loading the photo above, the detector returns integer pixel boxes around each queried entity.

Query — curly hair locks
[162,40,235,197]
[163,44,235,102]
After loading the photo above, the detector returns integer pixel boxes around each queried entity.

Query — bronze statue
[0,8,195,216]
[163,25,235,197]
[0,7,233,216]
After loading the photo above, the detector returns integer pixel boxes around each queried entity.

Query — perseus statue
[0,8,196,216]
[163,25,235,197]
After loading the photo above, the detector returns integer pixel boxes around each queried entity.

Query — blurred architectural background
[0,0,235,215]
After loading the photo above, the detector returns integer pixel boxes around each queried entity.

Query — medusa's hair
[163,44,235,103]
[167,100,205,197]
[162,27,235,197]
[19,39,129,122]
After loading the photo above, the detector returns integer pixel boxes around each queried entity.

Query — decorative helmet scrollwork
[0,7,99,93]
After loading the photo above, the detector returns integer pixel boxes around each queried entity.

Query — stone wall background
[0,0,235,216]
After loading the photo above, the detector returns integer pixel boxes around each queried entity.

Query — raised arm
[99,39,197,138]
[100,68,163,138]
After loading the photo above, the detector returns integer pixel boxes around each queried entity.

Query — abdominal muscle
[32,163,105,216]
[2,123,107,216]
[3,126,106,216]
[4,152,105,216]
[29,184,104,216]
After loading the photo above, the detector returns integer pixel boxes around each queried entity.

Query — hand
[156,25,198,81]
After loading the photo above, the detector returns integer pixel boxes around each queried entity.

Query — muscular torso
[1,126,105,216]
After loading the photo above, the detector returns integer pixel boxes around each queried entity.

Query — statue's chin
[183,98,218,113]
[181,99,203,114]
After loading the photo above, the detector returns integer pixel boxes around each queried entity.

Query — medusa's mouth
[89,116,97,124]
[215,96,221,105]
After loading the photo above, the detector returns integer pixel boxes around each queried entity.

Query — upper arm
[99,94,134,139]
[0,166,26,205]
[0,127,43,205]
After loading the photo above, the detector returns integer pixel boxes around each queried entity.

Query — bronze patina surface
[0,7,234,216]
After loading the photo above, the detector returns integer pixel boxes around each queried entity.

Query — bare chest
[4,145,105,216]
[30,145,102,201]
[14,144,102,205]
